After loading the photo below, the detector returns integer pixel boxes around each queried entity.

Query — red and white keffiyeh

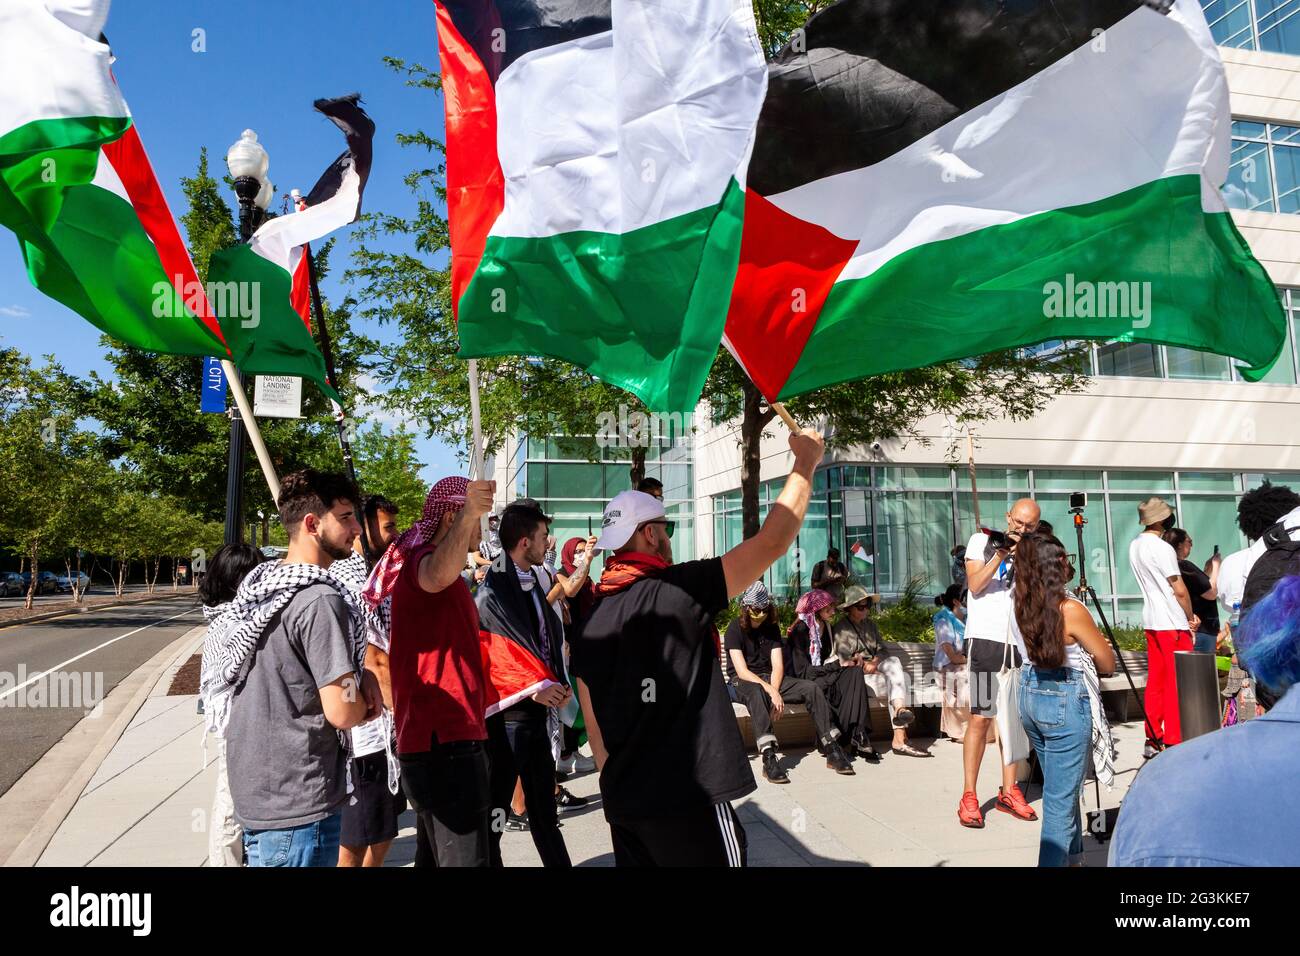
[362,476,468,606]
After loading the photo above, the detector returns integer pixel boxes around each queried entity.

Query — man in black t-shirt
[571,427,827,867]
[725,582,854,784]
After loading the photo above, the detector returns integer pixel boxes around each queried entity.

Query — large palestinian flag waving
[724,0,1287,401]
[0,0,227,357]
[439,0,768,413]
[207,95,374,403]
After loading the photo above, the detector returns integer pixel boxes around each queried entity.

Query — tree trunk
[24,543,37,610]
[115,557,127,597]
[739,379,775,541]
[629,445,647,489]
[75,552,84,603]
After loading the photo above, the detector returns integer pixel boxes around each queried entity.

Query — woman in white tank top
[1012,534,1116,866]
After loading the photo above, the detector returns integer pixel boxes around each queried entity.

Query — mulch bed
[167,653,203,696]
[0,589,191,626]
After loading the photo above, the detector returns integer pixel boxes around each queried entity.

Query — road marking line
[0,606,199,703]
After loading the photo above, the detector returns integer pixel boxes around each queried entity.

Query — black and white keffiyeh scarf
[199,560,369,738]
[1078,652,1118,790]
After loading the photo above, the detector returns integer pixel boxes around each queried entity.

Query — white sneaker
[572,753,597,774]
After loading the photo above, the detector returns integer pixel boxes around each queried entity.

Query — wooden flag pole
[967,430,981,528]
[221,358,281,502]
[467,359,492,539]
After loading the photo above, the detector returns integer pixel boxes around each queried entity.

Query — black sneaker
[892,708,916,729]
[505,811,530,832]
[555,786,588,812]
[761,748,789,784]
[825,741,856,776]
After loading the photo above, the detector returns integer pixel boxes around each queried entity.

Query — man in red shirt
[362,475,495,866]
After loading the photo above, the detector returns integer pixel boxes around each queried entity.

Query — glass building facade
[713,468,1300,627]
[1202,0,1300,54]
[507,429,696,561]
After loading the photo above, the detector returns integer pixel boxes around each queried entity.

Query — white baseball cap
[596,490,666,552]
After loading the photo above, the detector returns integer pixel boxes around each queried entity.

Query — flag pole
[221,359,281,502]
[967,430,981,528]
[467,359,492,543]
[302,238,375,564]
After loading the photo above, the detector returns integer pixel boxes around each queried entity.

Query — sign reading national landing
[253,375,303,419]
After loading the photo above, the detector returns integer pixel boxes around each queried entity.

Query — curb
[0,591,192,631]
[0,624,206,867]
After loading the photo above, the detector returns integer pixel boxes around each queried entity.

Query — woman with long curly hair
[1012,534,1115,866]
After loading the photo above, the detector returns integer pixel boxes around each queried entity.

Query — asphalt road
[0,595,204,798]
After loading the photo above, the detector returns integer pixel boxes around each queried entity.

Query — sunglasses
[639,519,675,539]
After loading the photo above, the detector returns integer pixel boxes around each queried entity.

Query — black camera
[985,528,1020,551]
[1069,491,1087,512]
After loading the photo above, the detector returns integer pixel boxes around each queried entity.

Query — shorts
[966,637,1022,718]
[340,752,406,848]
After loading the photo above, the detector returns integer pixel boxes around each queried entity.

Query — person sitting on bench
[788,587,879,763]
[832,586,930,758]
[725,582,855,783]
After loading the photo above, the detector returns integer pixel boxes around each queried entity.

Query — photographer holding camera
[957,498,1041,830]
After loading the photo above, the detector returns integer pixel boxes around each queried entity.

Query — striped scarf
[1078,652,1117,790]
[199,559,367,738]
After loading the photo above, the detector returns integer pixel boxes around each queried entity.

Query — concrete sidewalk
[24,626,1148,865]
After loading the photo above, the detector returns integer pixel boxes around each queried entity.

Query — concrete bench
[1098,649,1149,723]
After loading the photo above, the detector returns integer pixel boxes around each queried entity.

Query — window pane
[877,466,953,490]
[1114,598,1146,630]
[971,468,1030,490]
[1034,469,1104,491]
[1165,346,1232,380]
[1232,119,1268,141]
[526,465,546,499]
[1109,494,1153,597]
[1258,0,1300,55]
[874,491,955,595]
[1272,142,1300,213]
[1035,492,1114,596]
[1108,471,1174,492]
[1204,2,1258,48]
[545,463,603,499]
[1179,471,1239,492]
[1097,342,1161,377]
[1176,495,1248,563]
[665,499,695,563]
[955,491,1020,545]
[1223,139,1273,212]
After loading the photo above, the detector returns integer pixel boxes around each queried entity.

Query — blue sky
[0,0,463,484]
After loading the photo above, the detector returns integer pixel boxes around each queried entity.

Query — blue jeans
[1019,667,1090,867]
[243,812,342,867]
[1193,631,1217,655]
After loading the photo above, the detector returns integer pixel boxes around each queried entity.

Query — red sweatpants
[1144,629,1193,746]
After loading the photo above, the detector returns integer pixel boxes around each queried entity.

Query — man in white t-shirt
[957,498,1041,830]
[1129,497,1196,753]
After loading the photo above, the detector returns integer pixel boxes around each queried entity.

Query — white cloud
[0,304,31,318]
[352,373,417,432]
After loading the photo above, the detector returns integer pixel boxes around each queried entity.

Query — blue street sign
[200,356,227,413]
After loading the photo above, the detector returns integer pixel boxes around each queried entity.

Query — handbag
[994,621,1031,766]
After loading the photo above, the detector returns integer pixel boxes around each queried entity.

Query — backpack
[1241,521,1300,617]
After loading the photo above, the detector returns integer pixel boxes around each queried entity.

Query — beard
[320,531,355,561]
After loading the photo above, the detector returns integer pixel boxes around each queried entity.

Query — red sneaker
[957,791,984,829]
[996,785,1038,821]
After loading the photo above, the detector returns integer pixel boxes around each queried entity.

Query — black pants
[487,712,572,868]
[610,802,747,867]
[733,675,838,749]
[810,664,872,741]
[399,736,492,867]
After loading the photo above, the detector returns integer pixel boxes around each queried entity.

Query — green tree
[352,422,429,524]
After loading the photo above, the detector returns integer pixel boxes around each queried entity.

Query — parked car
[0,572,23,597]
[19,571,61,595]
[56,571,91,593]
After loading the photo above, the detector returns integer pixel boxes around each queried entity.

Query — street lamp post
[222,130,271,546]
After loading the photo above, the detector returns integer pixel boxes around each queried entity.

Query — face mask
[749,610,769,625]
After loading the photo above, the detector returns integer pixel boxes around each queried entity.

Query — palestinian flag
[207,95,374,403]
[439,0,768,413]
[0,0,226,357]
[850,542,873,566]
[476,553,565,717]
[724,0,1288,402]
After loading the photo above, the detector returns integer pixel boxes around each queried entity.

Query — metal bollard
[1175,651,1221,741]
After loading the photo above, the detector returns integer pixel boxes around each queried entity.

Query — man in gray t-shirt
[223,469,381,867]
[226,583,357,831]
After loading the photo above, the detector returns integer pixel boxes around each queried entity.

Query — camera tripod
[1071,508,1159,749]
